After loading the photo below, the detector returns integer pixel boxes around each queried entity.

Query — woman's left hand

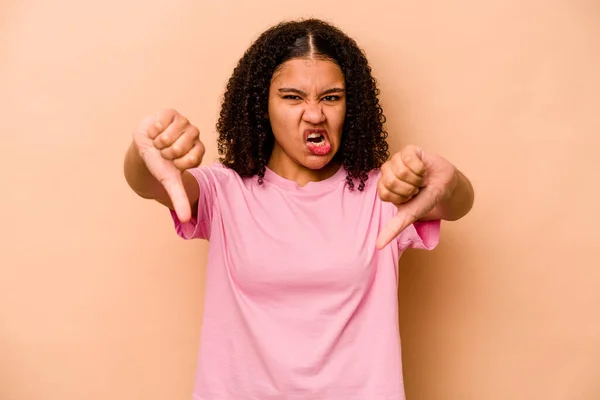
[376,145,457,249]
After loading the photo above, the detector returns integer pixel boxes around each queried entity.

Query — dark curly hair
[216,18,389,191]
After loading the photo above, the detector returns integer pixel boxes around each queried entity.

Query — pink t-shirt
[170,163,440,400]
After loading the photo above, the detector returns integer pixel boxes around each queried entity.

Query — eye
[282,95,302,100]
[322,95,341,102]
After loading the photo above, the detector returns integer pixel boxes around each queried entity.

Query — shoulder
[182,162,251,200]
[188,162,242,183]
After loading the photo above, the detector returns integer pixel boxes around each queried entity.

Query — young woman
[124,18,474,400]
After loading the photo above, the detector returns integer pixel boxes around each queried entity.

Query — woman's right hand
[132,109,205,222]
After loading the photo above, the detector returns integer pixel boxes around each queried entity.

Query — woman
[124,18,474,400]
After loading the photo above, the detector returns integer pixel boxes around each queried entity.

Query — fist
[134,109,204,170]
[376,145,456,249]
[133,109,205,222]
[377,146,426,206]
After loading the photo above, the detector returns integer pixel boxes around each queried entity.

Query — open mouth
[305,130,332,156]
[307,132,326,145]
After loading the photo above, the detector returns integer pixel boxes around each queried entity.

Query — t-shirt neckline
[262,165,347,191]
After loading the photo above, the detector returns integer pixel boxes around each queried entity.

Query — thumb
[141,147,193,223]
[376,185,440,249]
[160,173,192,223]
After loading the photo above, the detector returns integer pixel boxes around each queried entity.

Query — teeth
[308,133,323,139]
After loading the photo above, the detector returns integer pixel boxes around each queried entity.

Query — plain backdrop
[1,0,599,399]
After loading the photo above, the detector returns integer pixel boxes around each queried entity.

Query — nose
[302,102,326,125]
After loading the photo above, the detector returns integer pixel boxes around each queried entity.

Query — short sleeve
[397,219,441,251]
[169,165,219,240]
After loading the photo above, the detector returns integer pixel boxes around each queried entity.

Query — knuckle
[384,174,397,188]
[161,108,178,117]
[155,109,176,125]
[379,192,391,202]
[190,126,201,138]
[395,189,408,199]
[187,152,201,166]
[391,152,403,164]
[159,148,173,160]
[141,113,156,128]
[189,143,201,156]
[404,144,418,153]
[170,143,184,157]
[377,181,387,198]
[154,134,171,148]
[187,153,199,165]
[398,168,410,180]
[162,147,179,160]
[138,116,159,139]
[397,186,410,197]
[378,186,393,202]
[172,158,186,170]
[175,114,189,126]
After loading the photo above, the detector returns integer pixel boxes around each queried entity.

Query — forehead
[271,58,345,87]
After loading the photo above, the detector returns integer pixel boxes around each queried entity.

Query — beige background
[2,0,599,399]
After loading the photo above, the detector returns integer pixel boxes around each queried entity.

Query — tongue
[307,139,331,156]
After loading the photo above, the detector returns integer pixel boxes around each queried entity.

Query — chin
[302,154,337,170]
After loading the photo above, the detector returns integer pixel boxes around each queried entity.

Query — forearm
[421,168,474,221]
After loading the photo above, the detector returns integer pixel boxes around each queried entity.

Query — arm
[376,145,474,249]
[124,109,205,223]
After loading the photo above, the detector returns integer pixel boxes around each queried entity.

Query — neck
[267,149,341,187]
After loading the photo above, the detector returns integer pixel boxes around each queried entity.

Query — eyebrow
[278,87,346,96]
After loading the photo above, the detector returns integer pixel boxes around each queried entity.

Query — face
[267,57,346,173]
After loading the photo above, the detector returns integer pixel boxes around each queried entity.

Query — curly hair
[216,18,389,191]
